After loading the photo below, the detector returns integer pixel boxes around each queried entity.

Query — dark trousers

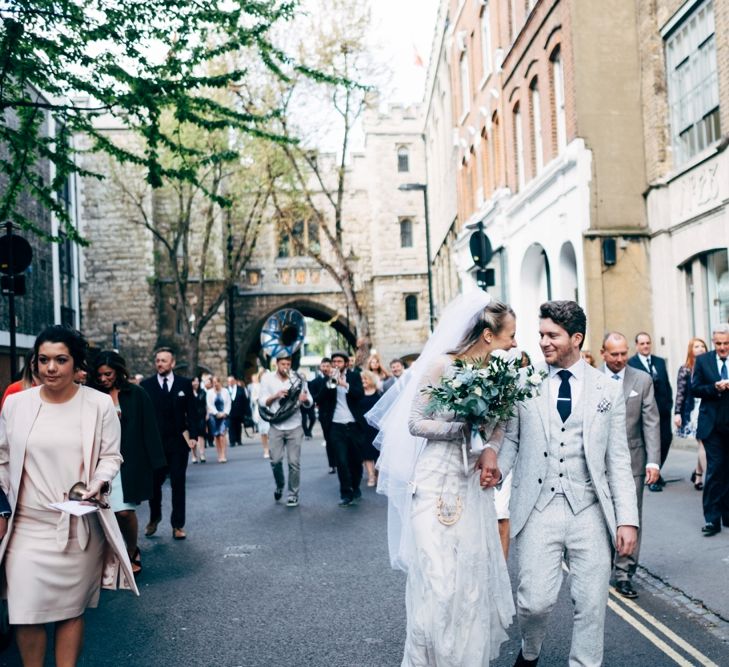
[659,411,673,466]
[150,441,189,529]
[300,405,316,437]
[330,421,363,501]
[321,422,336,468]
[229,417,243,445]
[703,426,729,526]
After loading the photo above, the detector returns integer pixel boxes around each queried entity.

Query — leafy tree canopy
[0,0,331,243]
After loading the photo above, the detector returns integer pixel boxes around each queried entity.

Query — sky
[368,0,440,104]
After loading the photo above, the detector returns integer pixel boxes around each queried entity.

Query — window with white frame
[551,48,567,152]
[460,51,470,117]
[513,104,525,191]
[665,0,721,165]
[480,4,492,80]
[530,79,544,174]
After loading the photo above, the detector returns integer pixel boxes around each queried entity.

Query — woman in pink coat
[0,326,138,666]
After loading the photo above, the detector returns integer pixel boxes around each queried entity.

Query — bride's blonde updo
[449,300,515,355]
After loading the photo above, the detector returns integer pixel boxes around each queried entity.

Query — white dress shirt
[157,372,175,390]
[548,358,585,412]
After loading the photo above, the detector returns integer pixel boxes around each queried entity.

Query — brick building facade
[424,0,654,357]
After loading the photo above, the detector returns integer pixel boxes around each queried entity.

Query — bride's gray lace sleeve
[408,356,467,441]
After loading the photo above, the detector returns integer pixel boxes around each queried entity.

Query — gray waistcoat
[534,393,598,514]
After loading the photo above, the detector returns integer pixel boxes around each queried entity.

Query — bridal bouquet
[424,350,546,450]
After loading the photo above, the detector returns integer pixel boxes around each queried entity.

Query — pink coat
[0,385,139,595]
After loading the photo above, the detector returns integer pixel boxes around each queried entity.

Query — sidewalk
[639,439,729,626]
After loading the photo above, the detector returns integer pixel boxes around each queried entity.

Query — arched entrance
[557,241,579,302]
[236,298,357,380]
[519,243,552,356]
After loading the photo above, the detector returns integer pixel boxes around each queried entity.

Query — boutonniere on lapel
[596,398,612,414]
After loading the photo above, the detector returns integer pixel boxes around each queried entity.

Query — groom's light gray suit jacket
[499,362,639,544]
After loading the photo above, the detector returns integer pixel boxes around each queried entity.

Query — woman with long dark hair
[0,326,138,666]
[91,350,166,574]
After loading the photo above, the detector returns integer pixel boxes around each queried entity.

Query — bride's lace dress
[403,356,514,667]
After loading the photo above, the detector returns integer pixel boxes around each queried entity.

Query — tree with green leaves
[0,0,322,243]
[107,113,272,374]
[260,0,377,366]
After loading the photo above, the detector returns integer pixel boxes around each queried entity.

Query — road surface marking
[609,589,720,667]
[607,598,694,666]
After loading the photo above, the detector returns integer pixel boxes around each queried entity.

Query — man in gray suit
[601,332,661,599]
[498,301,638,667]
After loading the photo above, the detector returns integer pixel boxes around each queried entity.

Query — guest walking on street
[319,351,364,507]
[601,333,660,599]
[249,370,271,459]
[357,371,381,487]
[629,332,673,491]
[0,326,138,667]
[92,350,167,576]
[227,376,250,447]
[141,348,198,540]
[691,324,729,537]
[190,376,208,463]
[675,338,708,490]
[258,355,313,507]
[207,377,232,463]
[366,353,391,391]
[309,357,337,473]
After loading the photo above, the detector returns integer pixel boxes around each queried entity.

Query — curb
[636,566,729,642]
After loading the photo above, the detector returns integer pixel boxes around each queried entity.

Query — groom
[498,301,638,666]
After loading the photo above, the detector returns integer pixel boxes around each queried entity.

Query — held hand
[673,415,682,429]
[476,448,501,488]
[188,439,197,450]
[645,467,660,485]
[278,389,289,399]
[616,525,638,557]
[299,391,308,403]
[715,381,728,392]
[81,479,107,502]
[0,517,7,540]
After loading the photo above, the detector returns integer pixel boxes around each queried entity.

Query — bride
[368,292,517,666]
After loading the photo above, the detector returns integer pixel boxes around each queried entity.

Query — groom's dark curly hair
[539,301,586,348]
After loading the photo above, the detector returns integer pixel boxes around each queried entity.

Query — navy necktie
[721,360,728,381]
[163,377,169,393]
[557,370,572,422]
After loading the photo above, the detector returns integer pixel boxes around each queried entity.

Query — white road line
[607,598,694,666]
[560,563,719,666]
[609,590,720,667]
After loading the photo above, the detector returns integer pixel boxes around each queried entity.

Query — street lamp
[399,182,435,332]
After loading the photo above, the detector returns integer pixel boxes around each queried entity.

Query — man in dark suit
[628,332,673,491]
[691,324,729,536]
[227,375,251,447]
[309,357,337,473]
[601,332,661,598]
[317,351,364,506]
[141,347,198,540]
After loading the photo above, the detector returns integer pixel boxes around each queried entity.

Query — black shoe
[648,482,663,492]
[514,650,539,666]
[353,489,362,501]
[702,523,721,536]
[657,475,666,487]
[274,488,283,502]
[338,497,354,508]
[615,580,638,599]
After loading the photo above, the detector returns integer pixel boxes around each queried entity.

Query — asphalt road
[3,433,728,666]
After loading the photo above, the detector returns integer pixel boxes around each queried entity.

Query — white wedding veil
[366,290,492,571]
